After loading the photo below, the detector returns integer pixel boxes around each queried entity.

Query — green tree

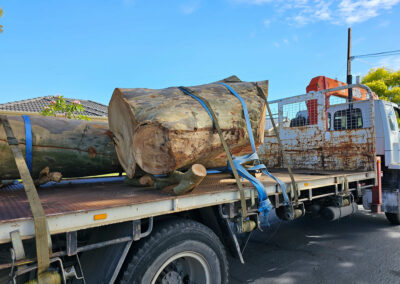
[362,67,400,104]
[0,6,3,33]
[40,95,91,120]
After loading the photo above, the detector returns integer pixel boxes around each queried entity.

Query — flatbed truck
[0,81,399,283]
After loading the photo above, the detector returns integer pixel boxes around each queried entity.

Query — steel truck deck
[0,170,374,244]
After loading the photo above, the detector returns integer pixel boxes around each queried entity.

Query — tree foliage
[40,95,91,120]
[362,67,400,104]
[0,6,3,33]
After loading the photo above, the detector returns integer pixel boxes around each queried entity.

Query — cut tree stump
[124,164,207,195]
[109,76,268,177]
[0,115,122,180]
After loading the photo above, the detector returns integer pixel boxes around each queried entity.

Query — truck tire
[120,218,228,284]
[385,212,400,225]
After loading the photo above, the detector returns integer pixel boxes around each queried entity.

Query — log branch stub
[34,167,62,186]
[139,175,155,186]
[173,164,207,195]
[123,164,207,195]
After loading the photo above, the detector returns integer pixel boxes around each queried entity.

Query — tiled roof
[0,96,108,117]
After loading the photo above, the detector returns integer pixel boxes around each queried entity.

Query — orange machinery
[304,76,377,126]
[306,76,374,101]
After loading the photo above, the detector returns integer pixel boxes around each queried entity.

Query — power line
[351,49,400,60]
[352,57,376,67]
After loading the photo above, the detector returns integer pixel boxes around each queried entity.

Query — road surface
[229,208,400,284]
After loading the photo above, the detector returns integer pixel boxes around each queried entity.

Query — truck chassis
[1,83,398,284]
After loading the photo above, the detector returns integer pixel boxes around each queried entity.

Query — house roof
[0,96,108,117]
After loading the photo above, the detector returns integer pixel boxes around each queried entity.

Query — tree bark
[109,77,268,177]
[0,115,122,180]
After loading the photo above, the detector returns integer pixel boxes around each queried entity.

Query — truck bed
[0,170,374,244]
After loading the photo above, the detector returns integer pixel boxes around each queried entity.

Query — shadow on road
[229,208,400,284]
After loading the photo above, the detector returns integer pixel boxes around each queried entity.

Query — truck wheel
[120,218,228,284]
[385,212,400,225]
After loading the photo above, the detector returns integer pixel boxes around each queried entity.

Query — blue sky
[0,0,399,105]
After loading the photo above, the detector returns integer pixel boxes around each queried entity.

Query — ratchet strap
[179,86,278,219]
[22,115,33,173]
[0,115,51,279]
[178,87,249,219]
[220,83,290,205]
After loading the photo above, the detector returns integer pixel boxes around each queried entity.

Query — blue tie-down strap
[220,83,290,205]
[178,87,215,127]
[178,85,287,225]
[220,83,257,153]
[22,115,33,173]
[248,163,290,205]
[228,157,272,217]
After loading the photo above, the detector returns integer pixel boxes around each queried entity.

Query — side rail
[259,84,377,174]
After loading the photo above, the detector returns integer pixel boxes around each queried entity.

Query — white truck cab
[374,100,400,169]
[262,78,400,225]
[327,99,400,222]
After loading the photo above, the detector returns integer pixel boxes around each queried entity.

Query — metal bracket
[6,136,19,145]
[356,182,362,197]
[66,231,78,256]
[218,205,245,264]
[139,217,153,239]
[10,230,26,261]
[132,220,141,241]
[344,175,349,195]
[132,218,154,241]
[372,156,382,213]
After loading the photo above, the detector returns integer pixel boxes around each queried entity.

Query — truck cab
[285,76,400,224]
[374,100,400,170]
[307,76,400,171]
[325,97,400,223]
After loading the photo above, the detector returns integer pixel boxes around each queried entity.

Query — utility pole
[347,27,353,102]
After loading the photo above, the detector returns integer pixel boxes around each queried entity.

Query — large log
[108,77,268,177]
[0,115,122,180]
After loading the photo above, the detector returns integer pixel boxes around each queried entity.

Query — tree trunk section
[108,77,267,177]
[0,115,122,180]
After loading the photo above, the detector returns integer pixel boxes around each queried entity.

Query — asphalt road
[229,207,400,284]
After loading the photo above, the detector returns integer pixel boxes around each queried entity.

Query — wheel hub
[161,270,183,284]
[152,251,211,284]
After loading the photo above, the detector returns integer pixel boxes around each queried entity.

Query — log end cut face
[133,123,176,175]
[108,90,138,178]
[191,163,207,177]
